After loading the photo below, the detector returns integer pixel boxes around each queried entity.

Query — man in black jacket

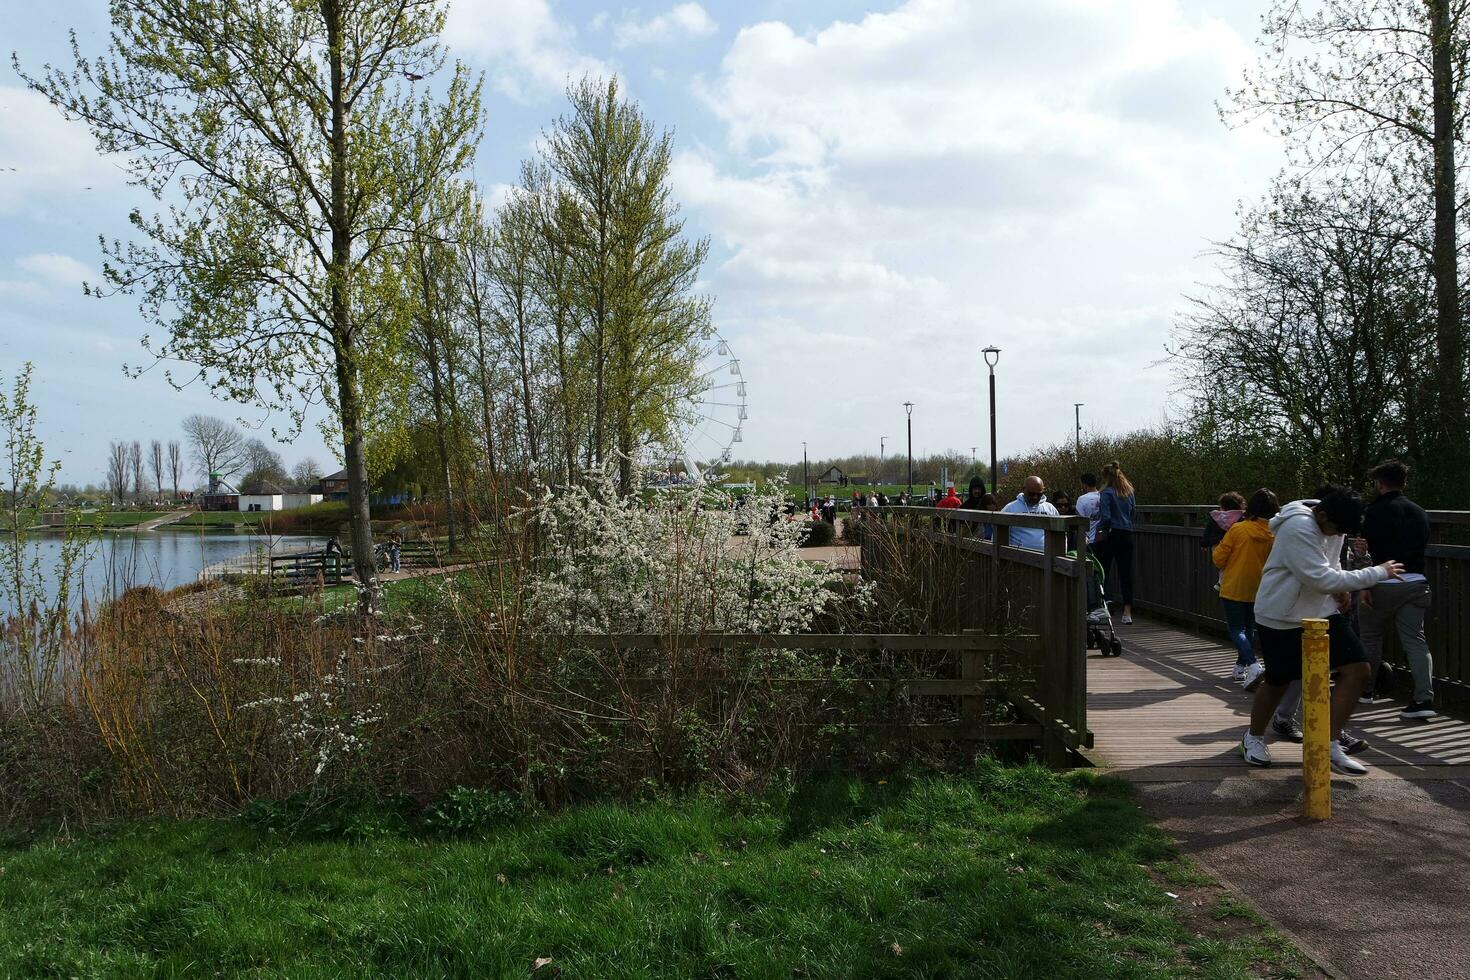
[1359,460,1436,720]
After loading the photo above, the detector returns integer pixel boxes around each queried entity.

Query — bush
[422,787,524,835]
[801,520,835,547]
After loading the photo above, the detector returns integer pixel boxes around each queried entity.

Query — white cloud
[17,252,93,290]
[0,86,129,215]
[614,3,717,47]
[679,0,1280,460]
[443,0,612,99]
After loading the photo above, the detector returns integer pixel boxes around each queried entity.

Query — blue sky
[2,0,1282,485]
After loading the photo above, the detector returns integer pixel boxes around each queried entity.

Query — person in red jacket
[936,485,962,509]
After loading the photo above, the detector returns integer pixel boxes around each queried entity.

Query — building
[281,491,324,510]
[317,469,349,501]
[817,466,847,486]
[237,480,286,512]
[199,473,239,512]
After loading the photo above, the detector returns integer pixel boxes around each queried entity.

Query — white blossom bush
[239,651,382,780]
[528,465,862,635]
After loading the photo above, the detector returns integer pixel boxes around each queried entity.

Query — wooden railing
[1131,504,1470,706]
[570,632,1045,747]
[855,506,1092,762]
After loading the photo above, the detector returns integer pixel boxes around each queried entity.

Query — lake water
[1,530,328,617]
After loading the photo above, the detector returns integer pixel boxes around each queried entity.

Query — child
[1202,491,1246,591]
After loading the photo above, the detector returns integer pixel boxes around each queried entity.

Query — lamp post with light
[983,347,1001,494]
[903,402,915,496]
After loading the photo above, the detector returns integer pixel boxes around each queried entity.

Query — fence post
[1301,618,1331,820]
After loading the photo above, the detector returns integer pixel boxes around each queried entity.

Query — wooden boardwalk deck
[1088,618,1470,776]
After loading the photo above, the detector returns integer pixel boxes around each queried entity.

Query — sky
[0,0,1287,485]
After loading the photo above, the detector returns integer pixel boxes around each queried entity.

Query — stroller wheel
[1110,637,1123,657]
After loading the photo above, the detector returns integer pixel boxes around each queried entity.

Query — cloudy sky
[1,0,1284,484]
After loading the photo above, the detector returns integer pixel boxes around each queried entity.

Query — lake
[1,530,328,617]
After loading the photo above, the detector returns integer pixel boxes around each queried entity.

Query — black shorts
[1257,614,1369,686]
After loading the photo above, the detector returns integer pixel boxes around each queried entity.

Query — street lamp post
[1074,403,1084,459]
[982,347,1001,494]
[802,441,809,506]
[879,436,888,485]
[903,402,915,496]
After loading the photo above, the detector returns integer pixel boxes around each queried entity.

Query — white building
[281,491,323,510]
[238,480,286,512]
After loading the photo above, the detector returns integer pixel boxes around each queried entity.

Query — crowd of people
[856,456,1438,777]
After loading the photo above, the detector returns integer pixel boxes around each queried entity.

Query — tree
[1175,177,1432,486]
[290,457,323,491]
[167,440,183,498]
[19,0,483,610]
[1231,0,1470,500]
[182,414,246,483]
[238,437,289,489]
[129,441,144,502]
[106,441,129,504]
[540,77,711,493]
[149,439,165,497]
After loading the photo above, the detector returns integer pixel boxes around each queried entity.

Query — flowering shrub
[528,465,863,634]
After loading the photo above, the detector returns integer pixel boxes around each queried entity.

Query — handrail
[874,504,1087,532]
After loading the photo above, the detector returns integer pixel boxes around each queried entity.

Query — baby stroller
[1076,549,1122,657]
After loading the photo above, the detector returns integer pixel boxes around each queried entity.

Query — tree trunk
[326,1,377,612]
[1430,0,1464,501]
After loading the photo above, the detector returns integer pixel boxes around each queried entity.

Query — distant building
[817,466,847,485]
[282,491,323,510]
[316,469,349,501]
[238,480,287,512]
[200,472,239,512]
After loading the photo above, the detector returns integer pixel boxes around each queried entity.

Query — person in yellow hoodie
[1213,489,1279,688]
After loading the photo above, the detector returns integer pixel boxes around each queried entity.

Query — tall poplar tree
[17,0,482,607]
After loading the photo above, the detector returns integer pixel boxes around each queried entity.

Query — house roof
[239,480,286,496]
[321,469,348,482]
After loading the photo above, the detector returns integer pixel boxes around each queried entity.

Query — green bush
[801,520,835,547]
[422,787,523,836]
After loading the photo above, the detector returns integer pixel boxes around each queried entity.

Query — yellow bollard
[1301,618,1332,820]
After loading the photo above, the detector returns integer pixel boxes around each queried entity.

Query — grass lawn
[0,766,1306,978]
[172,510,271,528]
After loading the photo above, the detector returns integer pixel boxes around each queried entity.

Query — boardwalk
[1088,617,1470,776]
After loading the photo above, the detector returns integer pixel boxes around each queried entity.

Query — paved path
[132,509,193,531]
[1091,617,1470,979]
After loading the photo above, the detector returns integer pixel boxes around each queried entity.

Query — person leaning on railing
[1238,487,1404,775]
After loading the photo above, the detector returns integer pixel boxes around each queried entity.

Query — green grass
[171,510,271,528]
[0,765,1305,978]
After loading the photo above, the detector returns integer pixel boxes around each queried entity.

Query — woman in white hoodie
[1240,487,1402,775]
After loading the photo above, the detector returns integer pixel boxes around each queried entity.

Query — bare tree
[167,440,183,499]
[182,414,246,481]
[127,441,144,503]
[149,439,164,497]
[290,457,322,491]
[106,441,129,504]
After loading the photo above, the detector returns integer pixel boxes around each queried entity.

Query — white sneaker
[1330,743,1368,776]
[1119,614,1133,625]
[1231,664,1247,684]
[1240,732,1271,767]
[1240,662,1266,692]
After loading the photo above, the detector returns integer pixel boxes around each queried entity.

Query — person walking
[387,529,403,573]
[1238,487,1403,774]
[936,484,962,509]
[1213,489,1278,688]
[1000,475,1060,550]
[958,476,988,511]
[1096,461,1137,624]
[1075,472,1102,550]
[1358,460,1437,721]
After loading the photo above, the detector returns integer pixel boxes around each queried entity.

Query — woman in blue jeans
[1212,489,1279,686]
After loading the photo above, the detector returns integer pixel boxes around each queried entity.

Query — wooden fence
[571,631,1045,748]
[1131,505,1470,707]
[855,506,1092,762]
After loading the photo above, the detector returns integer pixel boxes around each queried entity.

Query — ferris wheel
[671,331,747,482]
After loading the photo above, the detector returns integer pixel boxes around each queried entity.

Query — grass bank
[0,766,1304,978]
